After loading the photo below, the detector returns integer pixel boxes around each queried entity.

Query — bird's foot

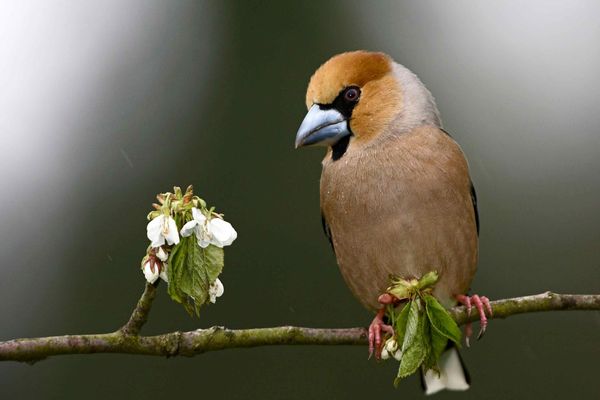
[368,293,397,359]
[456,294,493,346]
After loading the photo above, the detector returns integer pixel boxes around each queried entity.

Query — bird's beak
[295,104,350,148]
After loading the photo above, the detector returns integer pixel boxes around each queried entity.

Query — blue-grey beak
[295,104,350,148]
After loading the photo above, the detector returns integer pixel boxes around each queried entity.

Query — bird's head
[295,51,440,158]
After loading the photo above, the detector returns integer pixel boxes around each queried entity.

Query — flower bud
[156,247,168,262]
[209,278,224,303]
[381,348,390,360]
[142,260,160,284]
[385,338,398,353]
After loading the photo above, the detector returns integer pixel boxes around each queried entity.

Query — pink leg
[456,294,473,347]
[456,293,493,343]
[471,295,494,339]
[481,296,493,316]
[368,293,396,359]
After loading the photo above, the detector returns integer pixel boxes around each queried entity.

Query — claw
[471,294,488,339]
[481,296,493,316]
[456,293,493,345]
[464,323,472,348]
[477,325,486,340]
[456,294,473,347]
[456,294,472,317]
[368,306,394,359]
[368,292,401,359]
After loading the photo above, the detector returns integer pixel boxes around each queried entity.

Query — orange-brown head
[295,51,440,158]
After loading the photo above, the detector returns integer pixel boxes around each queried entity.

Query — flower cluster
[142,247,169,284]
[140,186,236,306]
[381,338,402,361]
[142,214,178,284]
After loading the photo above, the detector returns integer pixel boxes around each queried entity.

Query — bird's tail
[420,345,470,395]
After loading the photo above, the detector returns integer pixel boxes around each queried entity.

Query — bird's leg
[368,293,396,359]
[456,294,473,347]
[456,294,493,345]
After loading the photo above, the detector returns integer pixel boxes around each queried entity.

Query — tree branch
[119,282,157,335]
[1,291,598,363]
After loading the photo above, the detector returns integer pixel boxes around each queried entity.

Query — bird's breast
[320,127,478,312]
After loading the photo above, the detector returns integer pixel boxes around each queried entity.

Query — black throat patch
[319,87,360,161]
[331,134,351,161]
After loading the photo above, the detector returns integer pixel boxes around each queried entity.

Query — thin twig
[119,282,158,335]
[0,291,598,363]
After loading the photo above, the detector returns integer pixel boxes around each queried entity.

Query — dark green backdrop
[1,1,598,399]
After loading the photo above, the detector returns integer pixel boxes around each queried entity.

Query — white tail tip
[423,347,470,395]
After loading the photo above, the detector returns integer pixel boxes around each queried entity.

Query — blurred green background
[1,1,599,399]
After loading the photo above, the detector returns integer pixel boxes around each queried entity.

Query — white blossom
[383,338,402,361]
[147,214,180,248]
[180,208,237,248]
[385,338,398,353]
[180,207,209,246]
[142,259,168,284]
[142,260,159,284]
[208,218,237,248]
[208,278,224,303]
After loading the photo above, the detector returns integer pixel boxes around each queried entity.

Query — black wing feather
[321,212,336,255]
[470,182,480,235]
[442,128,479,236]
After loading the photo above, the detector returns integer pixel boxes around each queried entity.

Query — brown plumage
[320,124,477,310]
[296,51,483,394]
[299,51,478,310]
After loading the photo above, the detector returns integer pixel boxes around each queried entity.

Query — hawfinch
[295,51,491,395]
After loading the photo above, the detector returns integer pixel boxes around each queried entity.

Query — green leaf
[423,317,448,371]
[424,294,461,345]
[387,285,410,300]
[167,236,224,316]
[395,301,428,385]
[416,271,438,290]
[400,299,420,352]
[393,302,411,346]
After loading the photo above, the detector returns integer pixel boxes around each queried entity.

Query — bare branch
[119,282,158,335]
[449,291,600,324]
[1,291,598,363]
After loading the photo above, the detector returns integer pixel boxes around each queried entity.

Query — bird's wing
[442,128,479,236]
[321,212,336,254]
[470,182,480,235]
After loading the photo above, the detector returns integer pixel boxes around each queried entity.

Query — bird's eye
[343,87,360,103]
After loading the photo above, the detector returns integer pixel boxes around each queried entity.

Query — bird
[294,51,491,395]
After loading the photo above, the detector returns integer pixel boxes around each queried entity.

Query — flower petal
[180,219,198,237]
[381,348,390,360]
[208,278,224,303]
[214,278,224,297]
[208,218,237,247]
[159,264,169,283]
[156,247,168,262]
[142,261,159,284]
[164,216,180,245]
[191,207,206,224]
[147,215,166,247]
[197,237,211,248]
[385,338,398,353]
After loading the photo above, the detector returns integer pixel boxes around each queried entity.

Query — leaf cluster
[386,272,462,386]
